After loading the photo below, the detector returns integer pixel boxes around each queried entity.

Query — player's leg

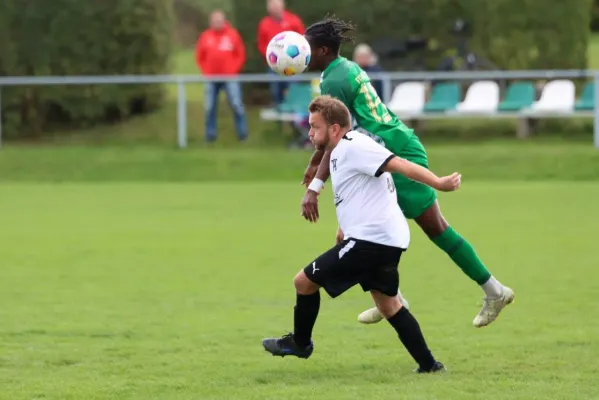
[403,135,513,326]
[356,287,409,324]
[358,135,514,327]
[261,268,320,358]
[262,240,361,358]
[371,291,445,373]
[414,201,514,327]
[362,246,444,373]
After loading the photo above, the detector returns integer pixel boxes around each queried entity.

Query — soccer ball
[266,31,311,76]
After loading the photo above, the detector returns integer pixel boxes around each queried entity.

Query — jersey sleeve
[349,135,396,177]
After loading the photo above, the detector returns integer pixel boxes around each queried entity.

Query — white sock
[481,276,503,299]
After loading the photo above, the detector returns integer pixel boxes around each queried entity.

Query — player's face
[308,112,341,150]
[308,112,330,150]
[305,36,326,71]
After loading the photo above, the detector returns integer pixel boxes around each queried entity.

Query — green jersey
[320,57,413,153]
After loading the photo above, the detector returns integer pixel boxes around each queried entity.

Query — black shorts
[303,238,404,298]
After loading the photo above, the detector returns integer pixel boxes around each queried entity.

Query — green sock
[431,226,492,285]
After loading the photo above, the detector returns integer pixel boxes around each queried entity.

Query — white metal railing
[1,70,598,148]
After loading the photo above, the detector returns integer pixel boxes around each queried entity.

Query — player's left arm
[381,156,461,192]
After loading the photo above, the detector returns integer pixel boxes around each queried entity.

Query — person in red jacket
[257,0,305,105]
[196,10,247,142]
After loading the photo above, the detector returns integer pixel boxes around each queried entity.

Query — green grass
[0,32,598,400]
[0,181,598,399]
[1,141,598,181]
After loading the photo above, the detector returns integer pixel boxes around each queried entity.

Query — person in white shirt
[262,95,460,373]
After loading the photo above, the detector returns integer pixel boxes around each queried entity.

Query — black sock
[293,291,320,347]
[387,307,436,370]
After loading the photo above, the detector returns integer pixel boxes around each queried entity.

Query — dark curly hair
[305,15,356,54]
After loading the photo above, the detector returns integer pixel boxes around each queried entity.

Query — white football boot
[357,293,410,324]
[473,286,515,327]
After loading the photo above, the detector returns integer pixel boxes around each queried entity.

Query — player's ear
[316,46,327,56]
[331,123,342,136]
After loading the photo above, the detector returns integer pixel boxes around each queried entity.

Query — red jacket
[257,11,305,57]
[196,23,245,75]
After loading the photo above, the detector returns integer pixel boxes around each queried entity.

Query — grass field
[0,181,598,399]
[1,29,599,400]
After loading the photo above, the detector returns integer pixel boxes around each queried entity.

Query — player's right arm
[301,149,326,188]
[301,151,329,223]
[303,77,353,186]
[300,79,354,222]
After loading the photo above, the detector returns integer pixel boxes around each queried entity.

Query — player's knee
[415,202,449,238]
[378,298,402,319]
[293,271,319,295]
[371,291,402,319]
[425,223,448,239]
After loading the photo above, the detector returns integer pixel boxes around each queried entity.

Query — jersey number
[358,82,392,124]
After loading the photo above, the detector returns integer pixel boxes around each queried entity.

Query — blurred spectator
[257,0,305,106]
[353,43,383,99]
[196,10,247,142]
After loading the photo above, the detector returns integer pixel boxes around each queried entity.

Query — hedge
[0,0,174,139]
[592,0,599,32]
[470,0,593,69]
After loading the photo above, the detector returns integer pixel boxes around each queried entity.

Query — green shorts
[392,135,437,219]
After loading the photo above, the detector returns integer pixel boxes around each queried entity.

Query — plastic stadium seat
[454,80,500,113]
[423,82,461,112]
[575,81,594,111]
[528,80,575,112]
[498,81,535,112]
[387,82,426,115]
[278,83,313,113]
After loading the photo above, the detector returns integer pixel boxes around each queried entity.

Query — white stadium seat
[528,80,575,113]
[454,80,500,113]
[387,82,426,116]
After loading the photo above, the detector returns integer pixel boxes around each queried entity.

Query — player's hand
[335,227,344,245]
[301,190,320,223]
[301,164,320,189]
[437,173,462,192]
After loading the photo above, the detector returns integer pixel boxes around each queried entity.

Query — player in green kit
[300,16,515,328]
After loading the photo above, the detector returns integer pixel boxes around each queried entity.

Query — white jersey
[330,130,410,249]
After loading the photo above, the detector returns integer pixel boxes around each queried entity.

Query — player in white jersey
[262,96,461,373]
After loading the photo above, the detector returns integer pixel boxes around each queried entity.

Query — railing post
[594,74,599,149]
[177,80,187,149]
